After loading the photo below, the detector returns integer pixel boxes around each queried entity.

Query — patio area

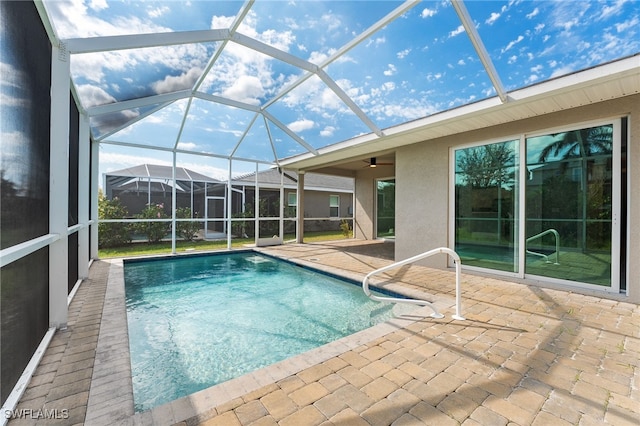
[10,239,639,425]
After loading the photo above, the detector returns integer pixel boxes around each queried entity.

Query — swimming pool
[124,251,401,411]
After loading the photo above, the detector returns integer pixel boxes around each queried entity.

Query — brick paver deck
[10,240,639,425]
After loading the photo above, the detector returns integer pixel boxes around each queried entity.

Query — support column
[90,139,99,259]
[227,160,233,250]
[296,171,305,243]
[254,163,259,244]
[171,153,177,254]
[279,169,284,241]
[49,42,70,329]
[78,113,90,279]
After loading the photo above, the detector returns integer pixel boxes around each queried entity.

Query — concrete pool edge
[86,250,455,425]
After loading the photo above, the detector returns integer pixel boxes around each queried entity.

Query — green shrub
[340,219,352,238]
[135,203,169,243]
[98,191,132,248]
[176,207,200,241]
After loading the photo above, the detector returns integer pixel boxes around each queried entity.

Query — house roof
[105,164,222,183]
[234,169,353,192]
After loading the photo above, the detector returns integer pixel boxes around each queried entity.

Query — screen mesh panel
[0,0,52,405]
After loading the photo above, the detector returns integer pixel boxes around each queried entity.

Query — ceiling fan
[363,157,394,168]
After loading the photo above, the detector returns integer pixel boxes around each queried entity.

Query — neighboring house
[233,168,354,220]
[104,164,354,235]
[104,164,224,217]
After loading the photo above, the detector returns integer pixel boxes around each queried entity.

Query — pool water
[124,252,398,411]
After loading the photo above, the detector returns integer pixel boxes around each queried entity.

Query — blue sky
[38,0,640,181]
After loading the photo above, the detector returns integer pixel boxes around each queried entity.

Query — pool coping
[85,249,455,425]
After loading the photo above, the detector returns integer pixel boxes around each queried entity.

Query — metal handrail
[362,247,465,320]
[526,229,560,264]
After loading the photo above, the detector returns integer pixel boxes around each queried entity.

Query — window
[286,192,297,218]
[454,140,519,273]
[329,195,340,218]
[452,120,622,289]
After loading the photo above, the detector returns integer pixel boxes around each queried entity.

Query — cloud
[366,36,386,47]
[525,74,540,84]
[599,0,628,20]
[89,0,108,12]
[77,84,117,108]
[486,12,501,25]
[615,16,639,32]
[426,72,443,82]
[549,65,576,78]
[177,142,198,150]
[501,35,524,53]
[526,8,539,19]
[221,75,265,105]
[449,25,465,38]
[152,68,202,94]
[148,6,170,19]
[288,119,315,132]
[421,8,436,18]
[383,64,397,76]
[320,126,336,137]
[397,49,411,59]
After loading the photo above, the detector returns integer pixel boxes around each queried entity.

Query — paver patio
[9,239,639,425]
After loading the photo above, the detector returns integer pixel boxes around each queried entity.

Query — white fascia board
[87,90,191,117]
[194,91,261,112]
[65,29,230,54]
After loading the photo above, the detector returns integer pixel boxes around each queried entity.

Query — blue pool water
[124,252,398,411]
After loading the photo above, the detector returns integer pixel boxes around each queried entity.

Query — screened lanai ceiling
[41,0,640,165]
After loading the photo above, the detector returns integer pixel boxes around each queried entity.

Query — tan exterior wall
[283,189,352,218]
[354,167,392,240]
[389,93,639,301]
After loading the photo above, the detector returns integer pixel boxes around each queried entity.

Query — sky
[36,0,640,181]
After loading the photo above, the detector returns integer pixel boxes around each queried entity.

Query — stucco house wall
[392,93,639,302]
[354,168,380,240]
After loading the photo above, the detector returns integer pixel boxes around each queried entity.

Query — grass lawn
[98,231,349,258]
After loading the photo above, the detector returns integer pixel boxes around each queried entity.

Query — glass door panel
[454,140,519,272]
[376,179,395,238]
[525,124,613,286]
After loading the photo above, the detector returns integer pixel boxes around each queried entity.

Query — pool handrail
[362,247,465,320]
[526,229,560,264]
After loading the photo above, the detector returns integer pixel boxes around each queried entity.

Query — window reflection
[526,125,613,286]
[454,141,519,272]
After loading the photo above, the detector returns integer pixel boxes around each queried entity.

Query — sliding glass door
[376,179,395,239]
[525,124,616,286]
[453,120,622,290]
[454,140,519,272]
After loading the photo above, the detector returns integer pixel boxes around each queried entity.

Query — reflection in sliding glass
[454,140,519,272]
[525,125,613,286]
